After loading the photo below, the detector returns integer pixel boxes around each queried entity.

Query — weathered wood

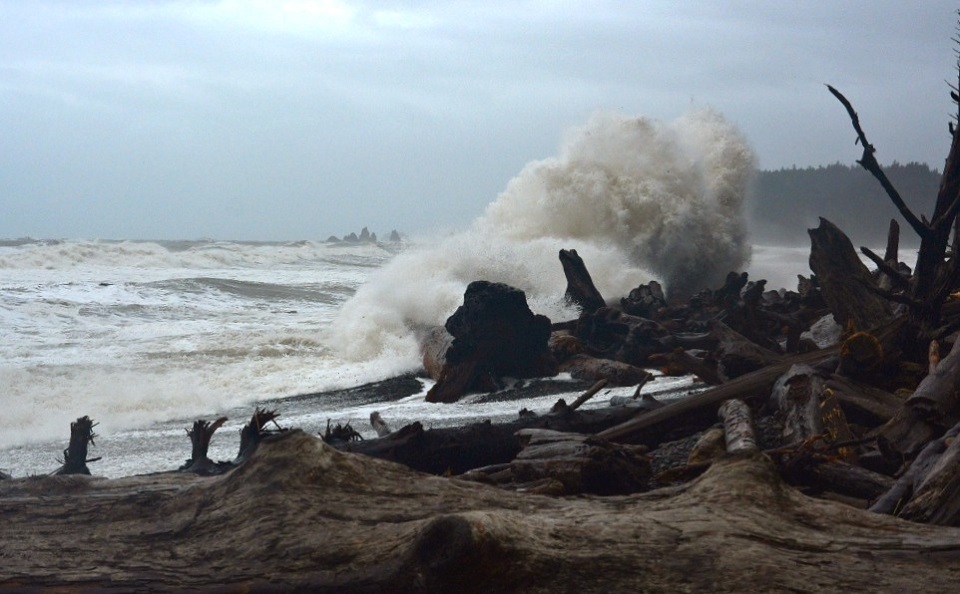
[829,84,960,335]
[599,316,907,448]
[370,411,392,437]
[650,348,722,385]
[877,339,960,462]
[899,421,960,524]
[877,406,942,465]
[686,426,726,465]
[709,319,784,380]
[906,339,960,424]
[180,417,231,475]
[237,408,284,460]
[574,307,673,365]
[807,460,895,501]
[808,217,892,331]
[772,364,824,444]
[824,374,903,426]
[718,399,757,454]
[506,429,651,495]
[559,249,606,314]
[12,433,960,591]
[620,280,667,318]
[55,416,99,476]
[559,354,651,386]
[568,379,608,411]
[337,404,645,476]
[871,421,960,515]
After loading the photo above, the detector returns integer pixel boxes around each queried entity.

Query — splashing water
[332,109,756,362]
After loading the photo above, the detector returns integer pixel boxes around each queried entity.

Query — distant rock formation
[325,227,401,244]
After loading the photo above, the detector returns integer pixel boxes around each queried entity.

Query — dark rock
[426,281,559,403]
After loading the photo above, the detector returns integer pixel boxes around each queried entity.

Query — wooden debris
[238,408,284,460]
[808,217,891,331]
[718,399,757,454]
[55,416,100,476]
[772,364,825,444]
[180,417,232,475]
[559,248,606,314]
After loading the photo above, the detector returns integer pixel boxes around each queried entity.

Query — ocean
[0,110,838,478]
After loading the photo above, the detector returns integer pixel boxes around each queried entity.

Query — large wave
[331,109,756,363]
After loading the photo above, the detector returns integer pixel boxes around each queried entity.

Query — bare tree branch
[827,84,932,240]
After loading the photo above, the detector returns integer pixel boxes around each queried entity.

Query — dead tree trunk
[238,408,284,461]
[808,217,891,331]
[55,416,99,476]
[559,249,605,314]
[829,84,960,338]
[180,417,230,475]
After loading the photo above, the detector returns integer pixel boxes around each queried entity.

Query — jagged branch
[859,246,912,290]
[827,84,932,240]
[859,279,924,311]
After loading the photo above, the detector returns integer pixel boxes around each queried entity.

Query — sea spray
[332,109,756,361]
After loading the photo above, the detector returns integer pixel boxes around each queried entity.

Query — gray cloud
[1,0,957,239]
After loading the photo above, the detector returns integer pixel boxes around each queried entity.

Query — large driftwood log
[898,420,960,525]
[336,404,644,476]
[486,429,651,495]
[709,319,783,380]
[824,374,903,426]
[808,217,892,331]
[559,249,605,314]
[871,421,960,515]
[878,340,960,462]
[905,340,960,423]
[806,460,895,502]
[11,431,960,591]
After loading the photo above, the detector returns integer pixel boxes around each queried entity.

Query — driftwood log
[808,217,892,331]
[9,431,960,591]
[335,403,645,476]
[460,428,651,495]
[559,249,605,314]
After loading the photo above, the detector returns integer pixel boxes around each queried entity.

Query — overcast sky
[2,1,957,240]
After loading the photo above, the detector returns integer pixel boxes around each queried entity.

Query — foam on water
[2,108,762,475]
[332,109,756,362]
[0,239,401,451]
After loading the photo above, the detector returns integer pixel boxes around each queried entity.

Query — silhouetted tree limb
[827,84,930,239]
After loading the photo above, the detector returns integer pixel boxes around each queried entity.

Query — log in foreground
[6,430,960,592]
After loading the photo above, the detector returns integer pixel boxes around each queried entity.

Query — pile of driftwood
[328,85,960,526]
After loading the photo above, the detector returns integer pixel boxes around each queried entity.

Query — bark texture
[5,431,960,592]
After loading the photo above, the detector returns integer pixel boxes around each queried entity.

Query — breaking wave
[332,109,756,362]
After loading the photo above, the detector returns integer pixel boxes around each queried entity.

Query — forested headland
[750,162,941,246]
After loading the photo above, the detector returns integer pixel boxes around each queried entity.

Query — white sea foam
[332,109,756,362]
